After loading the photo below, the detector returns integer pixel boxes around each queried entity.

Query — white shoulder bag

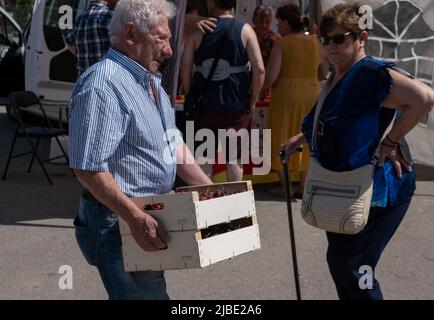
[300,76,394,235]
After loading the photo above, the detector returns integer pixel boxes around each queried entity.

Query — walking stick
[279,147,302,300]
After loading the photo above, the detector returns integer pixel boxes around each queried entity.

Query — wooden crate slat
[197,224,261,268]
[195,191,256,229]
[176,181,252,194]
[122,232,201,271]
[119,192,199,234]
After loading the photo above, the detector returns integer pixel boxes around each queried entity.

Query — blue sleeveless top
[192,18,250,112]
[301,56,415,208]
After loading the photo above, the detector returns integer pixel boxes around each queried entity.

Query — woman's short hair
[319,2,365,38]
[275,4,308,34]
[252,5,273,23]
[109,0,176,44]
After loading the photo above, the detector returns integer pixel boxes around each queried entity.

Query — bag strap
[371,110,396,164]
[201,19,236,92]
[312,74,333,151]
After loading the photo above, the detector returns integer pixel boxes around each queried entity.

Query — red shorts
[194,109,252,161]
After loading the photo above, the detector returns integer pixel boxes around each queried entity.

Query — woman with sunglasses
[280,3,434,299]
[263,4,328,198]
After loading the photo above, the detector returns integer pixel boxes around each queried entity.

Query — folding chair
[2,91,69,185]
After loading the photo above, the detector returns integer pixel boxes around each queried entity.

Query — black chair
[2,91,69,185]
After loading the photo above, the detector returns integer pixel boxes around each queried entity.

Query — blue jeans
[74,196,170,300]
[326,199,411,300]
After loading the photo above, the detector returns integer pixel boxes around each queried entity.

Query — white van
[0,5,25,109]
[24,0,88,122]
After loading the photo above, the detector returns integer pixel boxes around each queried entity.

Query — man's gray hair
[109,0,176,44]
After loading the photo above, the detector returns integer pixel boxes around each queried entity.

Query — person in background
[252,5,279,72]
[183,0,200,43]
[63,0,119,76]
[281,3,434,299]
[181,0,265,182]
[64,0,216,78]
[263,4,328,198]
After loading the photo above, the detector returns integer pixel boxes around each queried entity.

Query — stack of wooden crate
[119,181,261,271]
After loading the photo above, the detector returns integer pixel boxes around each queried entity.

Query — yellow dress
[268,34,321,173]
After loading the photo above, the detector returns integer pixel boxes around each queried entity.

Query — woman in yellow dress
[263,4,328,197]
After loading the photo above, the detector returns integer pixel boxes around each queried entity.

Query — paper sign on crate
[119,181,261,271]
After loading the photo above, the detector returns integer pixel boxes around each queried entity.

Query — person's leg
[299,171,308,194]
[74,197,98,266]
[224,109,251,182]
[76,198,169,300]
[326,200,411,300]
[226,162,243,182]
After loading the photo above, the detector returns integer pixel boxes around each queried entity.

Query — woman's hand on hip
[377,141,412,178]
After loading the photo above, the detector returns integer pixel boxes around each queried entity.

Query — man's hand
[128,212,170,252]
[195,17,217,34]
[377,141,412,178]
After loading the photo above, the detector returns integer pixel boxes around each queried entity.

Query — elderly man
[69,0,212,300]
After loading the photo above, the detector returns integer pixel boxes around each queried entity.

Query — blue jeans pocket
[74,215,97,266]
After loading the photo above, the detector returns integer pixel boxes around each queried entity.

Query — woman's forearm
[388,104,433,142]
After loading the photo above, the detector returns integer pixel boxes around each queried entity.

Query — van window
[43,0,76,51]
[4,16,21,46]
[42,0,87,83]
[0,12,8,45]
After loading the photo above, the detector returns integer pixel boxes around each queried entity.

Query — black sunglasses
[319,31,354,45]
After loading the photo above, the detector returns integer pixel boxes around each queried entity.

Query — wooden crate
[120,181,261,271]
[119,181,256,233]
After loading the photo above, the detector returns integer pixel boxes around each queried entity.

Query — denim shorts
[74,196,169,300]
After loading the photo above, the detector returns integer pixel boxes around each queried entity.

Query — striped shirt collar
[106,47,162,85]
[89,0,112,8]
[89,0,106,7]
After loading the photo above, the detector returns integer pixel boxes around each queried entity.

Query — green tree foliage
[4,0,34,29]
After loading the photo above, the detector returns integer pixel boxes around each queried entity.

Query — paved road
[0,107,433,300]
